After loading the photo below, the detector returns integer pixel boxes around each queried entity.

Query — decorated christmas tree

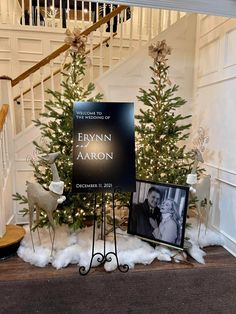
[14,29,103,230]
[135,40,193,185]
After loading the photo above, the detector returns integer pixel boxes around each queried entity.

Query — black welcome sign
[72,102,136,193]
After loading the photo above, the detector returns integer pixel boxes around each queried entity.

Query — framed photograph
[128,179,189,250]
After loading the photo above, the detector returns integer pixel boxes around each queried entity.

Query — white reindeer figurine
[187,149,211,238]
[27,152,66,254]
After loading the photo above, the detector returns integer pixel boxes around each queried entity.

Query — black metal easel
[79,192,129,275]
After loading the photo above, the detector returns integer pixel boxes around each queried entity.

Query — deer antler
[191,148,204,174]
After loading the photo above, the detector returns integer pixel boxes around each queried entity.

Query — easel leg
[79,191,129,275]
[104,193,129,272]
[79,194,103,275]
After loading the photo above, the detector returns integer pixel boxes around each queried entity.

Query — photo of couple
[128,180,189,249]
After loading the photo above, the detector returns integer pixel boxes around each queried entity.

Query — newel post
[0,76,15,238]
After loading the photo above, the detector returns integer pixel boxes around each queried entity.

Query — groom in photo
[129,186,162,239]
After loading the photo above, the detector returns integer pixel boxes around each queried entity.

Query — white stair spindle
[19,81,26,130]
[67,0,70,27]
[89,33,94,82]
[138,7,143,47]
[170,10,175,25]
[108,29,113,68]
[174,11,179,23]
[100,3,104,18]
[21,0,25,25]
[124,7,127,23]
[109,7,114,68]
[119,11,124,60]
[29,0,33,26]
[148,8,153,41]
[59,0,62,28]
[60,53,65,96]
[110,3,113,29]
[99,27,103,76]
[124,7,129,35]
[152,8,157,37]
[129,7,134,56]
[3,124,9,169]
[37,0,40,26]
[163,10,168,30]
[44,0,48,26]
[50,60,55,95]
[74,0,77,27]
[40,67,45,113]
[89,1,92,24]
[158,9,162,34]
[30,74,36,121]
[52,0,56,28]
[13,0,17,25]
[96,2,99,22]
[82,1,85,29]
[167,10,171,27]
[1,131,6,176]
[102,4,106,36]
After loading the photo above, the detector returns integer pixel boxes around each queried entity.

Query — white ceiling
[99,0,236,17]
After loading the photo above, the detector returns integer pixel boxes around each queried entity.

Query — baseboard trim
[211,224,236,257]
[221,230,236,257]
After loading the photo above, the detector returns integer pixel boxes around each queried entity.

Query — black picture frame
[128,179,189,250]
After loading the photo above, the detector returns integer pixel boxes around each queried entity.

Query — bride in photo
[151,198,181,245]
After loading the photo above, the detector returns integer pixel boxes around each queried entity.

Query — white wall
[95,13,196,124]
[192,15,236,255]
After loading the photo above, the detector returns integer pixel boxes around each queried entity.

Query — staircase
[0,2,189,235]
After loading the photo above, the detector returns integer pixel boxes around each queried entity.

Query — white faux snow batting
[185,218,223,264]
[17,219,223,270]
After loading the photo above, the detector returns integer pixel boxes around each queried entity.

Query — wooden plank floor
[0,246,235,281]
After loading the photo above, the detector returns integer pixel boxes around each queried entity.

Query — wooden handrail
[13,32,117,101]
[11,5,128,87]
[0,104,9,132]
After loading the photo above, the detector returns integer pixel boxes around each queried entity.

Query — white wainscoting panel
[218,182,236,240]
[193,80,236,171]
[193,14,236,255]
[0,36,11,51]
[199,15,229,37]
[198,38,220,77]
[203,164,236,256]
[17,38,43,55]
[224,27,236,68]
[0,59,11,76]
[198,18,236,87]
